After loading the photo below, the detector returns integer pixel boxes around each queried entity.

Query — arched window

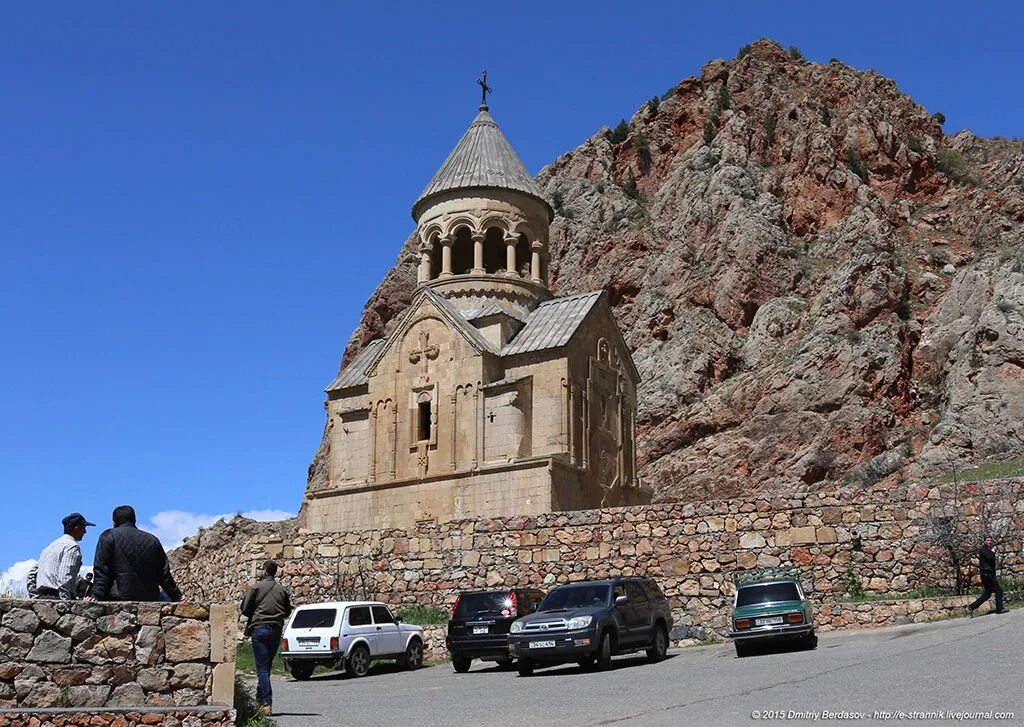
[428,238,442,279]
[483,227,505,274]
[451,227,474,275]
[516,234,531,278]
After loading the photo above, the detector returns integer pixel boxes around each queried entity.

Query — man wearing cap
[26,513,95,600]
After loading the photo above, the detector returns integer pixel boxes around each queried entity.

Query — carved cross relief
[408,330,440,380]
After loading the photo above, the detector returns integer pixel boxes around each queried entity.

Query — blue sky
[2,1,1022,584]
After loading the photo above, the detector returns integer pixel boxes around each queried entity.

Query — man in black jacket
[241,561,292,716]
[969,535,1007,616]
[91,505,182,602]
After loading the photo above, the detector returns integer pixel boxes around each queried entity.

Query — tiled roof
[502,291,604,355]
[325,339,385,392]
[466,304,526,323]
[412,106,551,219]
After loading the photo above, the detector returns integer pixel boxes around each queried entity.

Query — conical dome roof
[412,106,552,220]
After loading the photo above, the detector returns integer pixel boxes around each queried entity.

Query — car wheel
[595,631,614,671]
[576,654,596,669]
[802,632,818,651]
[451,653,472,673]
[517,658,534,677]
[399,639,424,670]
[290,662,315,681]
[345,644,371,678]
[646,625,669,663]
[494,657,514,670]
[735,641,752,658]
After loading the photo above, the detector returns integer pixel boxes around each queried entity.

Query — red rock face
[310,39,1024,502]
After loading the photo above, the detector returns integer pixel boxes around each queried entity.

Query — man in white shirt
[26,513,95,600]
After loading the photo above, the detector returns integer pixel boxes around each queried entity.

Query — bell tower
[411,83,554,323]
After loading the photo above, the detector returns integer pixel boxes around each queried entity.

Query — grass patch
[234,675,278,727]
[396,604,449,625]
[935,457,1024,484]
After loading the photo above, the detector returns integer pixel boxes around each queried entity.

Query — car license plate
[530,640,556,649]
[756,616,784,626]
[473,626,488,635]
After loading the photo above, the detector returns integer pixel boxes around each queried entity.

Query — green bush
[396,604,449,625]
[936,148,970,182]
[819,105,832,127]
[908,135,923,153]
[844,563,865,599]
[633,131,650,155]
[646,96,659,116]
[933,111,946,125]
[788,45,804,61]
[737,44,752,59]
[661,84,678,102]
[610,119,629,144]
[846,147,868,182]
[703,120,717,145]
[717,83,732,111]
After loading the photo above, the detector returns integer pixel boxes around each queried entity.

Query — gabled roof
[502,291,603,355]
[412,106,552,220]
[325,339,385,392]
[466,304,527,323]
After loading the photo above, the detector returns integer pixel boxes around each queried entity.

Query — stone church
[303,97,649,531]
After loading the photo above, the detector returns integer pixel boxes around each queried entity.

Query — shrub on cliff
[846,147,868,182]
[936,148,970,183]
[610,119,630,144]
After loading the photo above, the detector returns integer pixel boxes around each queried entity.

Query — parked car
[446,587,545,673]
[506,577,672,676]
[280,601,424,680]
[728,571,817,657]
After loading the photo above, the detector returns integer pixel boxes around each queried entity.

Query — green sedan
[729,573,817,657]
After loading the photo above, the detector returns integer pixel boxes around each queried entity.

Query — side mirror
[531,603,540,613]
[614,595,629,606]
[395,616,401,623]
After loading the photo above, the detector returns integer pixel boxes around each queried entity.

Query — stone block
[56,614,95,641]
[137,667,172,692]
[789,526,817,545]
[164,620,210,662]
[739,533,766,549]
[98,611,138,635]
[815,527,837,544]
[27,630,72,663]
[136,625,165,666]
[212,661,236,707]
[209,604,237,665]
[171,662,208,689]
[2,608,40,634]
[173,604,209,620]
[106,682,146,707]
[76,634,133,665]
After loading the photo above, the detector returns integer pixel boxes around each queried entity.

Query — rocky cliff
[312,39,1024,502]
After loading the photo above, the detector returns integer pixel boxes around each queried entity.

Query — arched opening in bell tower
[483,227,505,274]
[515,233,531,278]
[451,226,474,275]
[428,238,442,280]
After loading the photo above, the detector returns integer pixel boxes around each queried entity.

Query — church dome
[412,106,553,221]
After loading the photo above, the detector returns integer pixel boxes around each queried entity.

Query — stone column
[418,249,431,283]
[440,237,454,278]
[504,236,517,277]
[530,241,543,283]
[472,233,485,274]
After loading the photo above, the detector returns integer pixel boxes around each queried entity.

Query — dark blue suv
[507,577,672,676]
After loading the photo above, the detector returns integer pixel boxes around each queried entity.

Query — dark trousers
[970,572,1004,612]
[33,587,60,600]
[250,625,281,706]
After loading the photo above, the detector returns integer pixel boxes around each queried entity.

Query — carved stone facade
[303,103,649,531]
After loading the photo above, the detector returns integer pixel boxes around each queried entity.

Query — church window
[451,227,474,275]
[417,400,432,441]
[483,227,505,273]
[515,233,531,277]
[428,239,442,279]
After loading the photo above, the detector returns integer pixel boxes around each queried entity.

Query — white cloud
[0,559,37,598]
[142,508,294,550]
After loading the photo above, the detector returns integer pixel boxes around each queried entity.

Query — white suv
[280,601,425,680]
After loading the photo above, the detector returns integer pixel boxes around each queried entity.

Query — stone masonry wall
[0,600,237,710]
[0,707,233,727]
[172,480,1024,636]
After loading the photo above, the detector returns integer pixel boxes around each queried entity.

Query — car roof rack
[732,567,802,586]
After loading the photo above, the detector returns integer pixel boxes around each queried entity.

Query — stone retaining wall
[172,479,1024,637]
[0,706,233,726]
[0,600,237,710]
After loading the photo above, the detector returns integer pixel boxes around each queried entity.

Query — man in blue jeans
[241,561,292,715]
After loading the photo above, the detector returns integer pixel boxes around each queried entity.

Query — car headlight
[566,616,593,630]
[510,621,524,633]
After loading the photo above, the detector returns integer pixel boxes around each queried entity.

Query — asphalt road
[268,609,1021,727]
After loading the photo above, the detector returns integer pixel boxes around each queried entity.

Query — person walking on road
[969,535,1007,617]
[91,505,182,602]
[241,560,292,716]
[26,513,95,599]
